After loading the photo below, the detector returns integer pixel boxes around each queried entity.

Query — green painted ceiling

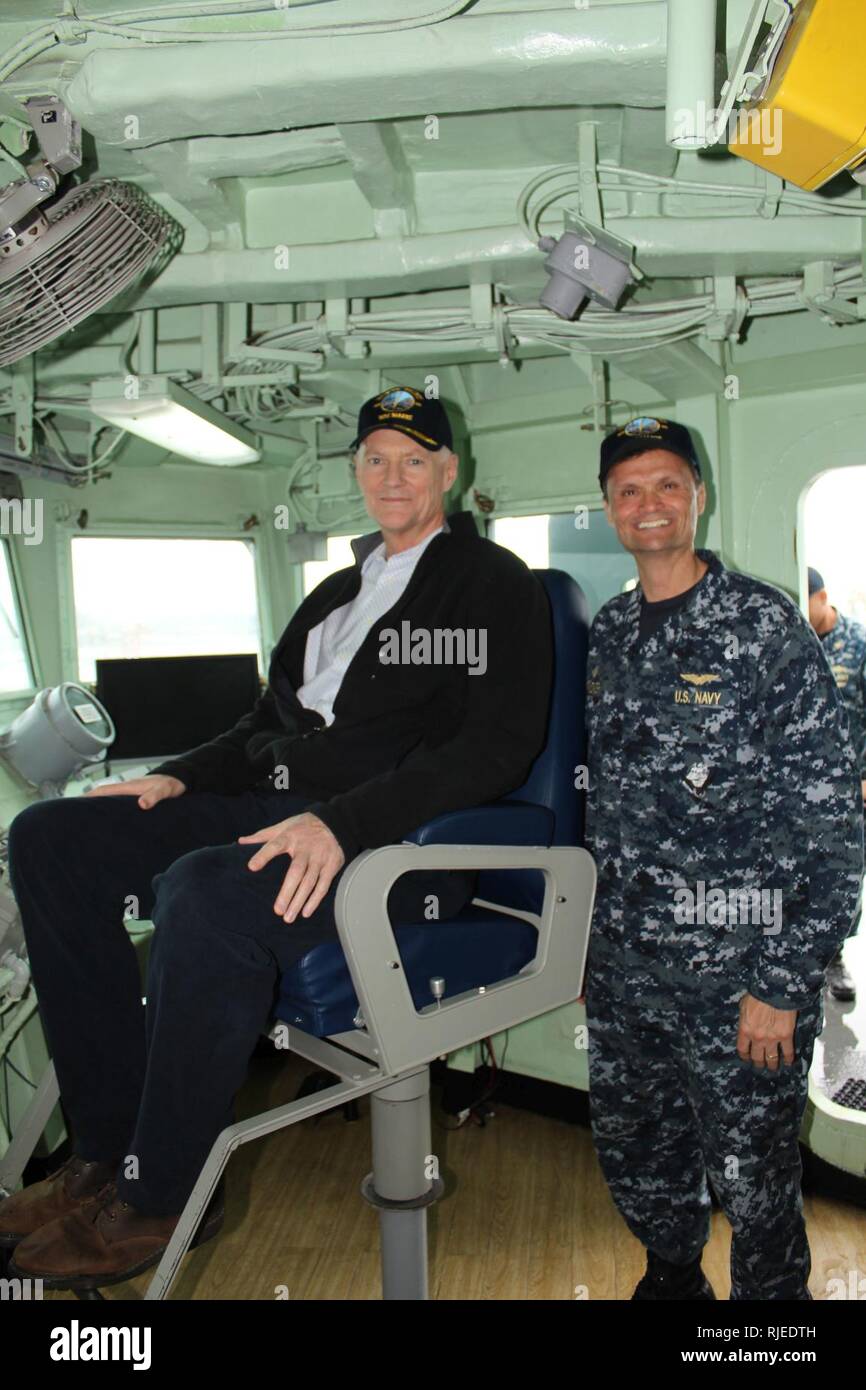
[0,0,864,483]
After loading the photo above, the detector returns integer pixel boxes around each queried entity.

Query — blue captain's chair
[136,567,597,1300]
[0,571,597,1302]
[275,567,590,1035]
[147,568,597,1299]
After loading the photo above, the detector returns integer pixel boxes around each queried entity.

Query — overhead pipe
[60,6,672,146]
[666,0,718,149]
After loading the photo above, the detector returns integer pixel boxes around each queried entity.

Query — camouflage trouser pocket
[686,998,820,1180]
[587,1004,684,1138]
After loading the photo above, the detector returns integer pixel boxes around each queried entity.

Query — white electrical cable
[518,162,866,242]
[0,0,477,81]
[217,265,862,395]
[103,0,344,20]
[98,0,475,32]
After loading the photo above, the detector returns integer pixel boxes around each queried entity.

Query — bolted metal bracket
[22,96,81,177]
[360,1173,445,1212]
[705,276,749,342]
[10,355,33,456]
[802,261,866,326]
[709,0,794,147]
[577,121,604,230]
[756,169,785,220]
[0,96,82,238]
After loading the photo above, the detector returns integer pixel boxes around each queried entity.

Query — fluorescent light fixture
[90,375,261,466]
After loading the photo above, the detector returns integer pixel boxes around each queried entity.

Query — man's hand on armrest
[239,812,345,923]
[82,774,187,810]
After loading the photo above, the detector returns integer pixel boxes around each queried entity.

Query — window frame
[301,530,364,599]
[0,534,38,699]
[59,521,272,688]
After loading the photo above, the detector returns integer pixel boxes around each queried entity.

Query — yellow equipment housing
[728,0,866,191]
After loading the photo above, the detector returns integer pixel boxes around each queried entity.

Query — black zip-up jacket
[151,511,553,861]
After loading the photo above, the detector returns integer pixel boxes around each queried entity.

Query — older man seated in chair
[0,387,552,1291]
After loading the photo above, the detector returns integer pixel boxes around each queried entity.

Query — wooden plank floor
[41,1052,866,1302]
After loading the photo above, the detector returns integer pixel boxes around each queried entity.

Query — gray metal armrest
[334,843,596,1075]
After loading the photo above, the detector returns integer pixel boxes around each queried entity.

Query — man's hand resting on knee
[239,814,345,922]
[82,775,187,809]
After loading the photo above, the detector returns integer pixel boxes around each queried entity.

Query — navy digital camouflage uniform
[584,549,864,1300]
[820,610,866,782]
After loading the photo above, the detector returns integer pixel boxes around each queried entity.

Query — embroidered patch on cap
[620,417,667,438]
[377,388,421,411]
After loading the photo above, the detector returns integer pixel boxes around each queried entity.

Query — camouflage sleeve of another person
[859,649,866,780]
[749,620,865,1010]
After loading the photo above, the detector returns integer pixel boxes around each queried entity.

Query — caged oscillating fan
[0,95,180,367]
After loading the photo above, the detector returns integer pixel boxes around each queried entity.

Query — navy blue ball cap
[352,386,453,453]
[600,416,701,491]
[807,567,825,596]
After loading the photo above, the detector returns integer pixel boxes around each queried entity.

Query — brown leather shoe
[0,1155,118,1248]
[9,1179,225,1291]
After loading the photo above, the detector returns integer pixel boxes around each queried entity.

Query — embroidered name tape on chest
[674,674,733,707]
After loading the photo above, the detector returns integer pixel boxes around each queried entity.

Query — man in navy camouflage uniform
[583,417,864,1301]
[808,566,866,1001]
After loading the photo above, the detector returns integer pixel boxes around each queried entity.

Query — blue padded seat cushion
[275,903,537,1038]
[405,802,554,848]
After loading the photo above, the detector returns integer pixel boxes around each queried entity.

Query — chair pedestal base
[360,1066,441,1300]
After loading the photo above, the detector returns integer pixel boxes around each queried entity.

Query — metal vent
[831,1078,866,1113]
[0,178,179,367]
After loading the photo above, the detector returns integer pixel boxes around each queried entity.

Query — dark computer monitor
[95,654,262,761]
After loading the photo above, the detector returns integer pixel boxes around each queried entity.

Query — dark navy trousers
[7,790,474,1216]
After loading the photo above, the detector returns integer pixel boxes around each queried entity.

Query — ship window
[303,534,362,595]
[493,511,637,620]
[71,537,262,684]
[803,467,866,625]
[492,515,551,569]
[0,539,34,693]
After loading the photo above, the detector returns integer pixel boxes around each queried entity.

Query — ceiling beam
[134,144,238,242]
[335,122,415,237]
[617,340,725,398]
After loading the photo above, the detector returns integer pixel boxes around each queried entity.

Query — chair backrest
[478,568,590,911]
[505,569,590,845]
